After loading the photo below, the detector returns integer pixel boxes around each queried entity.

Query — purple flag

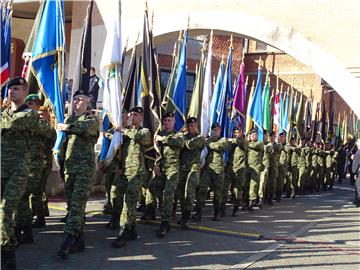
[232,61,246,127]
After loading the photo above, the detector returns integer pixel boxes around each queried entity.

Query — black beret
[249,128,257,134]
[211,122,220,129]
[73,89,90,98]
[130,106,143,113]
[301,136,307,141]
[7,76,28,88]
[163,111,175,120]
[186,117,197,124]
[122,108,128,113]
[270,131,276,136]
[279,131,286,136]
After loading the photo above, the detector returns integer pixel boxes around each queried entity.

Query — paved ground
[17,179,360,270]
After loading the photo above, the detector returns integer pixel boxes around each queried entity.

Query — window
[255,41,267,52]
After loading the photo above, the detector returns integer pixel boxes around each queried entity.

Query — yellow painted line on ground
[49,205,262,239]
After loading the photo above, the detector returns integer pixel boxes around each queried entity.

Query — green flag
[262,74,271,131]
[295,91,304,139]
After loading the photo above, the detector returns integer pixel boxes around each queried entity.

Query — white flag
[100,0,123,165]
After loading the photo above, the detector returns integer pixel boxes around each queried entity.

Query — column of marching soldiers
[1,76,339,269]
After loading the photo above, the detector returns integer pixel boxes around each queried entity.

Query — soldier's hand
[156,135,163,142]
[38,110,50,121]
[56,123,69,131]
[154,165,162,176]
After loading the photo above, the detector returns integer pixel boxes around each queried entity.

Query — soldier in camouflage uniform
[145,112,184,237]
[267,131,281,205]
[310,141,319,192]
[305,139,313,193]
[247,128,264,211]
[56,90,99,259]
[102,109,129,230]
[258,131,272,208]
[176,117,205,228]
[315,142,326,191]
[298,137,309,194]
[224,127,248,216]
[15,94,56,241]
[324,142,335,190]
[193,123,228,221]
[275,132,287,201]
[1,77,40,269]
[111,106,151,248]
[285,137,301,199]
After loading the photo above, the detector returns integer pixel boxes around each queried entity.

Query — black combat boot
[241,200,249,210]
[212,206,220,221]
[32,216,46,228]
[57,233,76,259]
[136,199,146,213]
[232,205,239,217]
[258,198,264,209]
[43,199,50,217]
[14,226,22,247]
[106,212,120,230]
[171,202,177,220]
[141,204,156,221]
[191,207,202,221]
[125,223,138,241]
[248,200,255,212]
[180,211,190,230]
[111,226,128,248]
[21,226,34,244]
[156,221,170,238]
[69,232,85,254]
[1,248,17,270]
[220,203,226,217]
[60,213,68,223]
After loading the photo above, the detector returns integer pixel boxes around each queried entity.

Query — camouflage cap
[25,94,40,103]
[130,106,144,113]
[7,76,28,88]
[186,117,197,124]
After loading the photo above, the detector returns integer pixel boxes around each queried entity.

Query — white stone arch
[98,7,360,117]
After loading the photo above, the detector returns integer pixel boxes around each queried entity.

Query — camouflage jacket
[298,146,309,167]
[248,140,264,170]
[227,136,248,172]
[279,143,289,167]
[270,142,282,167]
[205,137,228,174]
[64,113,99,173]
[180,132,206,171]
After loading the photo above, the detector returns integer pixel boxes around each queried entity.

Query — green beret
[73,89,90,98]
[8,76,28,88]
[211,122,220,130]
[25,94,40,103]
[186,117,197,124]
[130,106,143,113]
[163,111,175,120]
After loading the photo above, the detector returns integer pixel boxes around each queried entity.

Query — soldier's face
[188,122,198,134]
[211,126,221,138]
[301,140,306,146]
[234,130,242,138]
[131,112,143,126]
[73,95,90,114]
[122,112,129,126]
[163,117,175,131]
[270,134,276,142]
[250,132,258,141]
[279,134,285,143]
[90,69,95,76]
[8,85,27,103]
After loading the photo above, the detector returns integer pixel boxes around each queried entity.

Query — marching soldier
[247,129,264,211]
[56,90,99,259]
[276,132,287,201]
[224,126,248,216]
[193,123,227,221]
[111,107,151,248]
[316,142,326,191]
[310,141,320,192]
[286,137,300,199]
[177,117,206,228]
[298,137,309,194]
[258,131,273,208]
[268,131,281,204]
[148,112,184,237]
[305,139,314,193]
[1,77,40,269]
[324,141,334,190]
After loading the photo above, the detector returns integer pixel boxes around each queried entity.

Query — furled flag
[248,61,263,140]
[282,89,290,133]
[71,0,94,114]
[140,6,161,134]
[273,89,281,134]
[328,90,334,135]
[123,45,139,111]
[245,80,255,134]
[295,91,304,139]
[100,0,123,164]
[232,59,246,129]
[171,30,188,131]
[209,57,225,129]
[1,2,12,98]
[31,0,66,165]
[262,73,271,132]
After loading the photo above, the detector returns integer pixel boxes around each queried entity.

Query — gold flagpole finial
[144,0,148,11]
[230,34,233,49]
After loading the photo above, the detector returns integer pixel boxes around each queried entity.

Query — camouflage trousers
[316,166,324,189]
[285,165,298,196]
[258,168,269,199]
[120,174,143,228]
[324,168,334,187]
[224,167,246,206]
[110,175,127,216]
[148,169,179,222]
[309,166,318,190]
[196,168,224,212]
[248,167,261,201]
[177,166,200,213]
[267,166,278,201]
[276,165,287,198]
[64,170,94,236]
[298,166,307,192]
[1,167,28,250]
[104,170,116,208]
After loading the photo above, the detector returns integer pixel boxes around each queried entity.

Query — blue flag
[209,61,225,131]
[99,113,111,161]
[171,31,188,131]
[282,92,290,132]
[31,0,66,162]
[1,4,11,97]
[249,67,263,140]
[217,47,233,138]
